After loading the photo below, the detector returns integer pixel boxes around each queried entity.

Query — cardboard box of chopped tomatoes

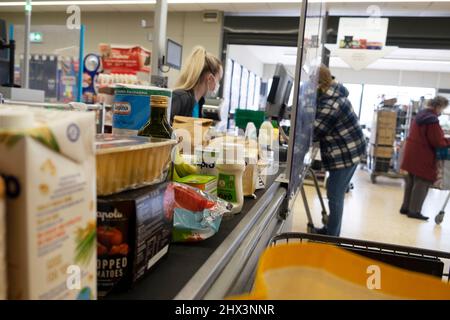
[96,182,174,297]
[96,182,231,297]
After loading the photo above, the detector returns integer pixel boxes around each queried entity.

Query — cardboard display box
[374,110,397,129]
[370,144,393,159]
[370,127,396,146]
[97,182,173,297]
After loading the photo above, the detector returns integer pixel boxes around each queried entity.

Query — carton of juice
[0,105,97,300]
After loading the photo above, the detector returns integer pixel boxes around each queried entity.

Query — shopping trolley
[301,168,328,233]
[435,191,450,225]
[270,232,450,282]
[435,147,450,225]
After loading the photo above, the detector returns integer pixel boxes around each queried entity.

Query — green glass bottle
[138,95,173,139]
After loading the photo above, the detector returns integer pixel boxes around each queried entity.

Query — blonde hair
[175,46,222,91]
[318,64,333,93]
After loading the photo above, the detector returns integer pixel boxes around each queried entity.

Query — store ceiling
[239,45,450,72]
[1,1,450,17]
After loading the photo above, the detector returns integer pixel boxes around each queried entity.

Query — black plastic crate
[374,157,391,173]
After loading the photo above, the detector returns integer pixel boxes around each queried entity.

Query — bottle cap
[151,95,169,108]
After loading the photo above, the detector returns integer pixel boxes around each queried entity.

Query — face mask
[213,79,220,96]
[207,78,220,97]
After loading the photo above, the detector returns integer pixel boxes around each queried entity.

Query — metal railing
[0,98,112,134]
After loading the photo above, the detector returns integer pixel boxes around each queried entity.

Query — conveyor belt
[107,172,282,300]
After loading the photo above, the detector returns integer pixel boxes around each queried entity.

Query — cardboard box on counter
[175,174,217,195]
[173,116,214,153]
[97,182,174,297]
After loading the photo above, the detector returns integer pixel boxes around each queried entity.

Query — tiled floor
[292,167,450,252]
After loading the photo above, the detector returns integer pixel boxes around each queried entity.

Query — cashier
[170,46,223,123]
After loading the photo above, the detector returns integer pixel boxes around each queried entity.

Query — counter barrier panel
[287,1,326,199]
[13,24,82,103]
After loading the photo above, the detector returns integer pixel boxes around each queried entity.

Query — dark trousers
[401,173,432,214]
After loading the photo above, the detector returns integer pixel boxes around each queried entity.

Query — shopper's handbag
[232,243,450,300]
[172,116,213,153]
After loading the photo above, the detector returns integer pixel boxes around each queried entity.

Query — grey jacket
[170,89,205,123]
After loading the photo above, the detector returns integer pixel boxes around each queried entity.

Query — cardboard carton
[0,106,97,300]
[97,183,173,297]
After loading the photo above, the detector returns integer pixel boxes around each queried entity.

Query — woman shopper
[400,96,450,220]
[170,46,223,123]
[313,65,366,236]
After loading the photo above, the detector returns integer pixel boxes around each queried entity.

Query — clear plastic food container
[96,134,177,196]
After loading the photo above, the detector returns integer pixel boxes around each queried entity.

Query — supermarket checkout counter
[108,166,289,300]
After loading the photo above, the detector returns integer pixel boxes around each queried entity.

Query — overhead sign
[334,46,397,71]
[333,17,395,71]
[337,17,389,49]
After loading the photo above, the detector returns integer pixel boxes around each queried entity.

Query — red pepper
[173,184,215,212]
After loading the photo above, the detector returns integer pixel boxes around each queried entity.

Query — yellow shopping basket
[234,233,450,300]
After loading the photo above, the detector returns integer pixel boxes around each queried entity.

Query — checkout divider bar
[203,186,287,300]
[174,180,284,300]
[1,99,107,110]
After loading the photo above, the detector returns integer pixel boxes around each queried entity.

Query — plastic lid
[271,120,279,128]
[0,109,34,130]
